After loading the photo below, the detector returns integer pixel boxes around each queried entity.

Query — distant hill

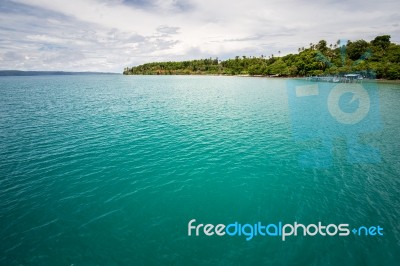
[0,70,119,76]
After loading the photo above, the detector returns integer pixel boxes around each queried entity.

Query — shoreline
[123,74,400,83]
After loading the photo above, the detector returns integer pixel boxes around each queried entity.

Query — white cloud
[0,0,399,72]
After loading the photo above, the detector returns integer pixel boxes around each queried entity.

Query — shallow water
[0,75,399,265]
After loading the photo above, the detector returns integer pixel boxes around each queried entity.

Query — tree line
[123,35,400,79]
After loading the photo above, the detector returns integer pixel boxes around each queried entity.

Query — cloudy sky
[0,0,399,72]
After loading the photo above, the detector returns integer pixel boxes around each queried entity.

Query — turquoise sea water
[0,75,399,265]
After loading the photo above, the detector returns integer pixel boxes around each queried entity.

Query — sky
[0,0,399,72]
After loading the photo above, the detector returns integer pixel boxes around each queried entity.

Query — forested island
[123,35,400,80]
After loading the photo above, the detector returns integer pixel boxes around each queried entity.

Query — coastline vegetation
[123,35,400,80]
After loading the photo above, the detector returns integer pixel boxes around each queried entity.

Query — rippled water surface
[0,75,399,265]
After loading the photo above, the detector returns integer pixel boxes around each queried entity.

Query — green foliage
[386,63,400,79]
[315,40,328,53]
[267,59,289,75]
[347,40,369,60]
[371,35,391,50]
[123,35,400,79]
